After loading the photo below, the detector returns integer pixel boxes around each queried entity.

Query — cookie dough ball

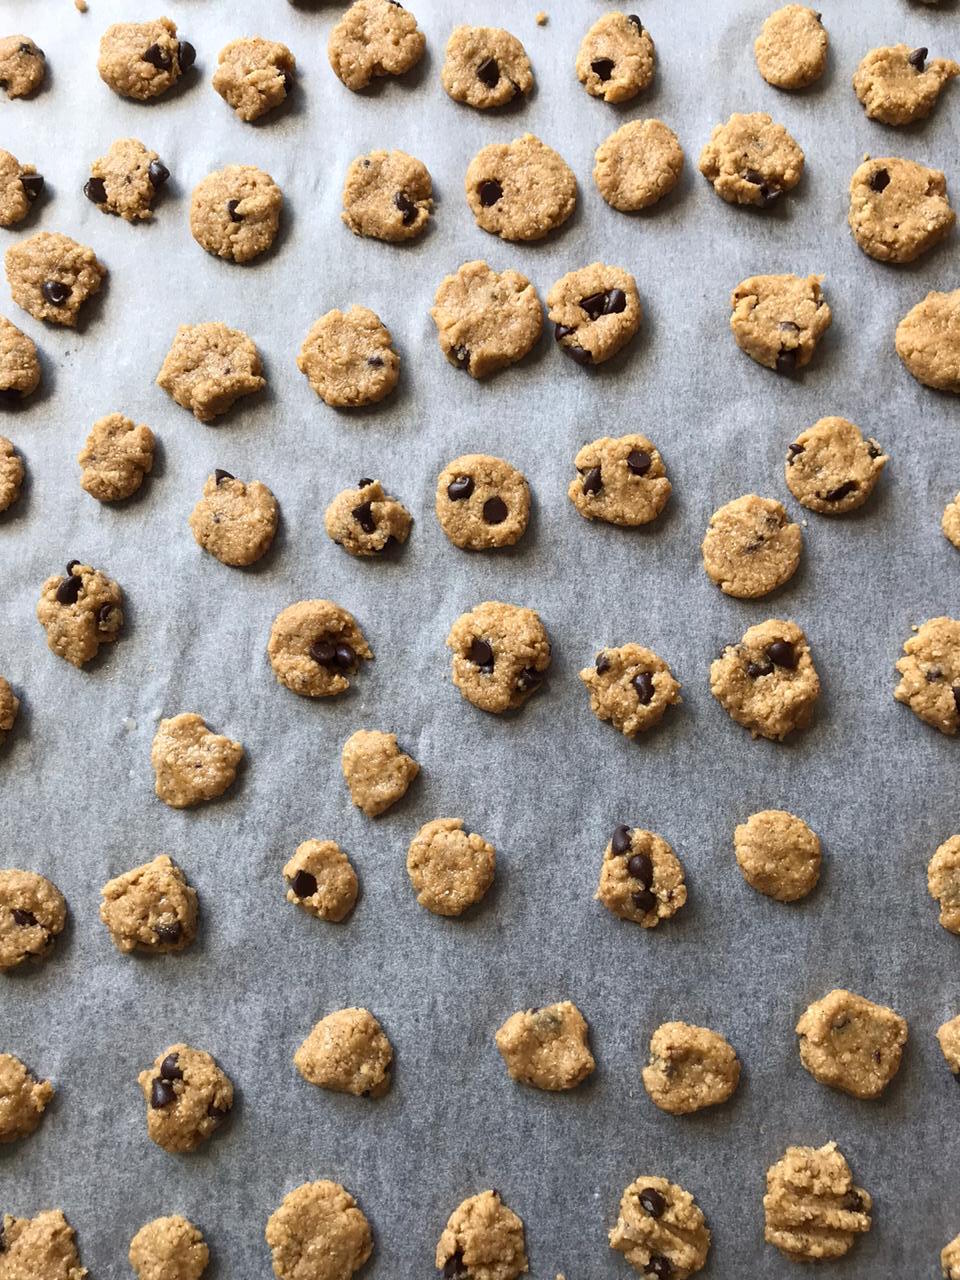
[0,869,66,970]
[325,478,412,557]
[441,25,533,109]
[436,454,530,549]
[796,988,907,1099]
[0,35,45,98]
[894,617,960,735]
[0,315,40,399]
[4,232,106,328]
[99,854,198,954]
[495,1001,595,1091]
[896,289,960,393]
[150,713,244,809]
[342,150,432,242]
[0,1052,53,1142]
[547,263,641,366]
[734,810,820,901]
[609,1177,710,1279]
[764,1142,872,1261]
[642,1021,740,1114]
[98,18,195,100]
[78,413,154,502]
[0,674,19,744]
[945,1235,960,1280]
[937,1014,960,1074]
[157,323,264,422]
[446,601,550,713]
[297,306,399,408]
[190,165,282,264]
[294,1008,392,1097]
[328,0,425,92]
[755,6,827,90]
[702,494,802,598]
[283,839,358,923]
[944,493,960,550]
[0,436,24,512]
[711,620,820,740]
[593,119,683,212]
[465,133,576,241]
[929,835,960,933]
[0,1211,85,1279]
[266,1182,372,1280]
[569,435,670,526]
[699,113,804,207]
[407,818,495,917]
[785,417,886,515]
[36,560,123,667]
[730,273,831,373]
[189,471,278,567]
[595,824,687,927]
[436,1191,527,1280]
[849,157,954,264]
[580,644,681,738]
[853,44,959,126]
[431,261,542,378]
[85,138,169,223]
[212,37,295,122]
[0,150,43,227]
[129,1216,209,1280]
[138,1044,233,1154]
[268,599,373,698]
[341,729,418,817]
[576,12,654,103]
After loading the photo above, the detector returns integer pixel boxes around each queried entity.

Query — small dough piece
[0,869,66,971]
[156,322,265,421]
[0,315,40,398]
[294,1008,392,1097]
[430,261,542,379]
[943,494,960,550]
[283,839,358,923]
[446,601,550,713]
[785,417,886,514]
[576,13,655,104]
[733,809,820,901]
[0,36,46,98]
[212,37,295,122]
[138,1043,233,1154]
[0,674,19,744]
[325,478,412,557]
[4,232,106,328]
[465,133,576,242]
[580,644,681,738]
[894,617,960,735]
[0,1210,86,1280]
[702,494,802,598]
[435,454,530,550]
[755,6,827,90]
[710,619,820,741]
[78,413,155,502]
[593,119,684,212]
[441,26,533,109]
[297,306,399,408]
[99,854,198,954]
[97,18,194,101]
[698,113,804,207]
[189,471,278,567]
[937,1014,960,1074]
[896,290,960,393]
[268,599,373,698]
[642,1022,740,1114]
[129,1216,209,1280]
[0,1052,53,1142]
[266,1182,372,1280]
[407,817,495,917]
[342,150,432,242]
[0,149,43,227]
[609,1176,710,1280]
[495,1001,595,1091]
[328,0,425,92]
[796,988,907,1099]
[568,434,670,526]
[853,44,959,126]
[435,1190,527,1280]
[595,825,687,927]
[764,1142,872,1261]
[929,835,960,933]
[944,1235,960,1280]
[730,273,831,373]
[0,436,24,512]
[36,560,123,667]
[190,165,282,264]
[341,729,419,817]
[849,157,954,264]
[150,713,244,809]
[547,263,641,366]
[85,138,169,223]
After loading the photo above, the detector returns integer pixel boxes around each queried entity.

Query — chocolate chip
[627,853,653,886]
[954,687,960,720]
[290,868,318,898]
[56,574,82,605]
[483,496,508,524]
[66,559,81,575]
[11,908,37,927]
[787,442,804,464]
[178,40,197,70]
[779,320,800,333]
[823,481,858,502]
[366,356,384,368]
[866,439,883,459]
[627,449,651,476]
[908,46,927,71]
[869,167,890,193]
[647,1256,672,1280]
[590,57,615,81]
[352,501,376,534]
[767,639,797,669]
[596,651,611,674]
[96,602,117,628]
[580,289,626,321]
[611,825,633,855]
[142,42,171,70]
[226,199,242,222]
[582,466,602,496]
[42,280,71,306]
[476,56,500,88]
[334,644,356,671]
[309,640,337,666]
[842,1190,863,1212]
[148,159,170,187]
[562,343,593,367]
[468,637,494,672]
[155,920,182,943]
[151,1078,176,1108]
[639,1187,666,1217]
[452,345,470,369]
[20,42,42,57]
[926,667,943,682]
[632,888,657,912]
[207,1103,228,1122]
[775,348,797,375]
[358,478,374,488]
[746,659,773,678]
[478,179,503,207]
[633,671,654,704]
[20,173,43,201]
[516,667,541,693]
[0,1222,5,1251]
[447,475,474,501]
[627,13,643,31]
[282,70,295,92]
[160,1053,183,1081]
[555,324,575,340]
[443,1251,466,1279]
[393,191,417,225]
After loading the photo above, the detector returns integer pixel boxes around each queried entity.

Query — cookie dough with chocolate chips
[0,315,40,398]
[212,37,295,121]
[796,988,907,1099]
[465,133,576,241]
[547,263,641,366]
[341,730,418,817]
[0,150,43,227]
[190,165,282,264]
[0,1211,86,1280]
[699,112,804,207]
[36,560,123,666]
[446,601,550,713]
[609,1176,711,1279]
[944,1235,960,1280]
[944,493,960,550]
[342,150,432,242]
[576,13,654,103]
[442,25,533,109]
[328,0,425,92]
[593,119,684,211]
[730,273,831,373]
[268,600,373,698]
[929,835,960,933]
[849,157,954,264]
[0,36,46,98]
[150,713,243,808]
[702,494,802,598]
[643,1022,740,1115]
[595,825,687,927]
[0,869,66,970]
[894,617,960,735]
[569,435,670,526]
[99,854,198,954]
[785,417,886,514]
[189,471,278,567]
[854,44,959,126]
[283,839,358,923]
[495,1001,595,1091]
[5,232,106,328]
[755,6,827,90]
[157,323,265,421]
[294,1008,392,1097]
[297,306,399,407]
[0,436,24,512]
[98,18,195,100]
[431,261,542,378]
[764,1142,872,1262]
[267,1182,372,1280]
[78,413,155,502]
[0,1052,53,1142]
[435,454,530,549]
[436,1191,527,1280]
[937,1014,960,1074]
[0,675,19,744]
[85,138,169,222]
[580,644,681,737]
[407,818,496,916]
[896,290,960,393]
[129,1216,209,1280]
[325,478,411,557]
[734,809,821,901]
[138,1044,233,1154]
[711,620,820,740]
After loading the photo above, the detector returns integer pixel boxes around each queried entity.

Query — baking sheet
[2,0,960,1274]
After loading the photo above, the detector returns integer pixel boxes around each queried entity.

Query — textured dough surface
[447,602,550,713]
[99,854,198,953]
[129,1216,209,1280]
[733,809,821,901]
[268,599,373,698]
[495,1001,595,1091]
[730,273,831,371]
[189,472,278,566]
[796,988,907,1098]
[593,119,683,212]
[406,817,495,916]
[78,413,154,502]
[595,825,687,927]
[699,112,804,206]
[341,730,418,816]
[294,1008,393,1097]
[441,25,533,108]
[5,232,106,328]
[435,1190,528,1280]
[0,1209,86,1280]
[265,1181,372,1280]
[894,617,960,735]
[137,1043,233,1153]
[754,6,827,89]
[283,839,358,922]
[710,619,820,740]
[763,1142,872,1261]
[642,1021,740,1114]
[896,289,960,392]
[785,417,886,514]
[36,561,123,666]
[213,37,295,121]
[431,261,542,379]
[327,0,425,91]
[0,868,66,970]
[580,643,681,737]
[701,494,802,598]
[576,12,655,103]
[465,134,576,241]
[435,454,531,549]
[609,1176,710,1279]
[849,156,954,264]
[853,44,959,125]
[150,713,244,808]
[0,1051,53,1143]
[297,306,399,407]
[156,322,265,421]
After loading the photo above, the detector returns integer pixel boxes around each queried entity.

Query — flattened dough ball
[754,6,827,90]
[465,134,576,241]
[593,119,683,212]
[328,0,425,92]
[795,988,907,1099]
[294,1008,392,1097]
[730,273,831,373]
[435,1191,527,1280]
[297,306,399,408]
[150,713,243,808]
[407,817,495,917]
[896,290,960,393]
[265,1181,372,1280]
[853,44,959,126]
[763,1142,871,1262]
[580,644,681,738]
[446,601,550,713]
[441,25,533,109]
[595,824,687,927]
[733,809,821,901]
[576,13,654,103]
[609,1176,711,1279]
[268,599,373,698]
[431,261,542,379]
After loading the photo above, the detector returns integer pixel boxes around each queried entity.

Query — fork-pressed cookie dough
[283,839,358,923]
[189,471,278,566]
[894,617,960,735]
[785,417,887,514]
[796,988,907,1099]
[581,644,681,737]
[595,824,687,927]
[609,1176,711,1279]
[295,1007,393,1097]
[734,809,821,901]
[642,1021,740,1114]
[441,25,533,109]
[5,232,106,328]
[78,413,155,502]
[266,1180,373,1280]
[36,560,124,666]
[328,0,425,92]
[341,729,418,817]
[435,1190,528,1280]
[0,1051,53,1142]
[431,261,543,379]
[465,133,576,241]
[447,601,550,713]
[150,713,244,808]
[711,619,820,740]
[325,478,412,557]
[0,869,67,971]
[730,273,831,372]
[138,1043,233,1153]
[268,600,373,698]
[436,454,531,550]
[212,37,295,121]
[764,1142,872,1261]
[407,817,496,916]
[702,495,802,598]
[99,854,198,954]
[495,1001,595,1091]
[576,12,655,103]
[85,138,169,222]
[157,322,265,421]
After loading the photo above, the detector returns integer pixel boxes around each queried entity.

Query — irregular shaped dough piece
[446,602,550,714]
[190,165,283,264]
[593,119,683,212]
[853,44,959,126]
[150,713,243,808]
[642,1021,740,1114]
[189,471,278,567]
[763,1142,871,1261]
[595,824,687,927]
[609,1176,710,1279]
[283,839,358,923]
[265,1181,372,1280]
[5,232,106,328]
[297,306,399,408]
[85,138,169,222]
[156,322,265,421]
[441,25,533,109]
[710,619,820,741]
[894,617,960,735]
[0,1210,86,1280]
[937,1013,960,1074]
[580,644,681,738]
[36,560,124,667]
[341,729,418,817]
[784,417,886,515]
[0,436,24,513]
[698,112,803,207]
[431,261,542,379]
[0,869,66,971]
[0,674,19,744]
[0,315,40,398]
[137,1043,233,1153]
[212,37,295,122]
[547,262,642,366]
[325,478,411,557]
[97,17,194,100]
[929,835,960,933]
[129,1216,209,1280]
[796,988,907,1098]
[848,157,954,264]
[0,1052,53,1142]
[465,134,576,242]
[0,35,46,98]
[435,454,531,550]
[896,290,960,393]
[495,1001,595,1091]
[406,817,495,917]
[294,1008,392,1097]
[78,413,154,502]
[268,599,373,698]
[341,149,432,242]
[99,854,198,954]
[328,0,425,92]
[435,1190,527,1280]
[730,273,831,372]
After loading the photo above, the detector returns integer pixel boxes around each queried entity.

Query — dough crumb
[75,0,88,11]
[536,11,548,24]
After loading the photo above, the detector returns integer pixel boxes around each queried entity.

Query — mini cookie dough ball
[642,1021,740,1115]
[0,436,24,512]
[0,869,66,970]
[853,44,959,126]
[156,322,265,421]
[129,1216,209,1280]
[325,478,412,557]
[294,1007,393,1097]
[0,150,43,227]
[702,494,802,599]
[580,644,681,738]
[894,617,960,735]
[755,5,827,90]
[212,37,295,122]
[937,1014,960,1074]
[297,306,399,408]
[431,261,542,379]
[341,729,419,817]
[944,494,960,550]
[446,601,550,713]
[0,1211,85,1279]
[0,1052,53,1142]
[849,157,954,264]
[569,434,670,526]
[99,854,198,954]
[576,12,654,103]
[547,263,641,366]
[764,1142,872,1262]
[268,600,373,698]
[786,417,887,514]
[78,413,155,502]
[150,713,244,809]
[407,817,495,917]
[609,1177,710,1279]
[138,1044,233,1154]
[283,839,358,923]
[733,809,820,901]
[0,674,19,744]
[929,835,960,933]
[595,824,687,927]
[190,165,282,264]
[189,471,278,567]
[441,25,533,109]
[944,1235,960,1280]
[896,289,960,393]
[328,0,425,92]
[593,119,684,212]
[796,988,907,1099]
[342,150,432,242]
[36,560,124,667]
[495,1000,595,1091]
[98,18,195,101]
[698,112,804,207]
[4,232,106,328]
[0,315,40,398]
[0,36,46,98]
[436,1191,527,1280]
[85,138,170,222]
[266,1182,372,1280]
[465,134,576,242]
[730,273,831,373]
[711,619,820,741]
[436,454,530,550]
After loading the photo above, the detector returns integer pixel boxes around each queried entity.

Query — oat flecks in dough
[327,0,425,92]
[733,809,821,901]
[576,12,655,103]
[0,315,40,398]
[0,673,19,745]
[547,263,642,366]
[730,273,831,372]
[294,1007,393,1098]
[710,619,820,740]
[36,560,124,667]
[431,261,543,379]
[213,37,295,121]
[435,1190,528,1280]
[465,133,576,242]
[943,493,960,550]
[495,1001,595,1091]
[406,817,495,917]
[78,413,155,502]
[99,854,198,954]
[0,436,25,513]
[441,25,533,109]
[190,165,282,264]
[929,835,960,933]
[755,5,827,90]
[609,1175,710,1279]
[896,290,960,393]
[580,643,681,738]
[853,44,959,126]
[593,119,684,212]
[642,1021,740,1114]
[785,417,886,515]
[701,494,802,599]
[265,1181,372,1280]
[150,713,243,809]
[595,824,687,927]
[156,322,265,421]
[189,471,278,566]
[0,149,42,227]
[4,232,106,328]
[129,1216,209,1280]
[435,454,531,549]
[0,869,67,971]
[342,149,432,242]
[97,18,193,100]
[894,617,960,735]
[87,138,169,222]
[0,1051,53,1143]
[138,1043,233,1154]
[297,306,399,408]
[446,601,550,713]
[0,35,46,98]
[283,839,358,923]
[341,729,419,817]
[268,599,373,698]
[849,157,954,264]
[0,1210,86,1280]
[698,112,804,207]
[325,478,412,557]
[763,1142,872,1261]
[937,1013,960,1074]
[796,988,907,1099]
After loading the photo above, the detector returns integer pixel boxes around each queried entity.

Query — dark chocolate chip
[582,466,602,496]
[352,501,376,534]
[778,320,800,333]
[926,667,943,682]
[908,46,927,71]
[443,1251,466,1279]
[842,1190,863,1212]
[869,167,890,193]
[96,602,117,628]
[148,159,170,187]
[334,644,355,671]
[178,40,197,70]
[596,651,611,674]
[775,348,797,375]
[367,356,384,367]
[767,639,797,669]
[627,15,643,33]
[309,640,337,666]
[627,853,653,887]
[563,343,593,366]
[0,1221,5,1252]
[823,480,858,502]
[590,57,615,81]
[516,667,541,693]
[160,1053,183,1081]
[611,825,632,855]
[866,439,883,459]
[633,671,654,704]
[954,687,960,720]
[447,475,474,501]
[476,56,500,88]
[647,1256,672,1280]
[20,174,43,201]
[151,1078,176,1108]
[56,574,82,605]
[11,908,37,927]
[478,179,503,207]
[743,169,764,185]
[290,868,318,898]
[42,280,70,306]
[746,659,773,678]
[627,449,651,476]
[554,324,575,341]
[154,920,182,943]
[66,560,80,575]
[207,1103,227,1122]
[142,42,171,70]
[282,70,295,92]
[639,1187,666,1217]
[393,191,417,225]
[482,496,508,524]
[214,470,234,487]
[358,478,374,488]
[580,289,626,321]
[632,888,657,912]
[20,42,42,57]
[468,637,494,672]
[226,199,242,222]
[452,345,470,369]
[787,442,804,463]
